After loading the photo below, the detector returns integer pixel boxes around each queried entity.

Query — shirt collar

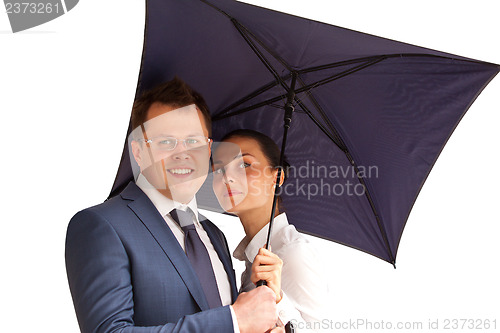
[136,173,200,224]
[233,213,289,263]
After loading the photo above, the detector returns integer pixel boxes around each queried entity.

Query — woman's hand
[251,247,283,303]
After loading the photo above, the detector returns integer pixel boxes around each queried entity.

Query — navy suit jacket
[65,182,238,333]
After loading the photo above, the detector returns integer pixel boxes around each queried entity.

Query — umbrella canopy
[110,0,499,265]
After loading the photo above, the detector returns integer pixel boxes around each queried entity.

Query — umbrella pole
[257,72,297,287]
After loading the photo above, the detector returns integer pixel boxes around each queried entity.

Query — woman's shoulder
[273,223,320,261]
[272,214,326,273]
[271,214,302,247]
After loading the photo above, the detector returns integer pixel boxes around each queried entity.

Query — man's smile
[167,168,195,175]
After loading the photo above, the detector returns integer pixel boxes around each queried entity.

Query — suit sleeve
[65,209,234,333]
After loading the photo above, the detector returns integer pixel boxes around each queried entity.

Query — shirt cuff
[276,290,302,327]
[229,305,240,333]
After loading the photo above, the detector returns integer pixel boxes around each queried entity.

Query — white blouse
[233,213,331,332]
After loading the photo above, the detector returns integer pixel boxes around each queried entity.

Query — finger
[254,253,281,261]
[251,272,280,287]
[252,265,281,278]
[253,253,282,266]
[252,271,272,282]
[251,267,280,282]
[253,264,281,274]
[251,271,280,284]
[252,261,281,276]
[255,270,279,279]
[252,262,277,274]
[258,247,279,258]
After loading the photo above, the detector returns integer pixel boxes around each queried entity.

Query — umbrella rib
[296,56,388,93]
[213,94,286,121]
[198,0,233,19]
[213,77,287,119]
[345,150,397,266]
[215,54,478,122]
[199,0,294,73]
[231,19,293,98]
[298,55,387,74]
[213,57,386,120]
[232,20,281,80]
[293,96,345,151]
[295,75,347,150]
[234,20,294,73]
[298,53,499,75]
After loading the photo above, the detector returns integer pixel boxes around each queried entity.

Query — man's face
[131,103,211,204]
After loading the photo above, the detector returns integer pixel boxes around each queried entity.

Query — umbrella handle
[256,280,267,287]
[256,73,297,290]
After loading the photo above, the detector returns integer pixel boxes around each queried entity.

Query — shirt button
[279,310,286,317]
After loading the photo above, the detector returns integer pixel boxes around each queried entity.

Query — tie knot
[182,223,196,232]
[170,208,195,230]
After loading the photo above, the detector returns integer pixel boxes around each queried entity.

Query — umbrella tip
[392,262,397,269]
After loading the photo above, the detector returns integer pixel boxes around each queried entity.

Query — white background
[1,1,499,332]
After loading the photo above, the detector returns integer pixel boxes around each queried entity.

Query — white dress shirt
[234,213,330,332]
[136,175,239,332]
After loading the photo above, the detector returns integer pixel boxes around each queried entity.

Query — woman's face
[212,136,278,214]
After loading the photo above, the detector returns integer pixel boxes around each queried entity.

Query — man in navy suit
[65,77,279,333]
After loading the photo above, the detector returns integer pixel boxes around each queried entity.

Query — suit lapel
[200,214,238,303]
[121,183,210,311]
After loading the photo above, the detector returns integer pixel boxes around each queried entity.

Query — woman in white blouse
[212,129,330,331]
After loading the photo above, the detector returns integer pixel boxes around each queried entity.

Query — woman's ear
[273,167,285,187]
[278,169,285,187]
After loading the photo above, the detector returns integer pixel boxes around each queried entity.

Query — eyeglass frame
[135,135,213,151]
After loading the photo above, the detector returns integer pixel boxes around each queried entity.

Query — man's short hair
[131,76,212,136]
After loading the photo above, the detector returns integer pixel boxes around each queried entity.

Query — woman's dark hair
[221,129,290,211]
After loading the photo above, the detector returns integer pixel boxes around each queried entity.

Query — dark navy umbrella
[110,0,499,266]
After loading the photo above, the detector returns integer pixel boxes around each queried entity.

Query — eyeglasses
[139,136,212,151]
